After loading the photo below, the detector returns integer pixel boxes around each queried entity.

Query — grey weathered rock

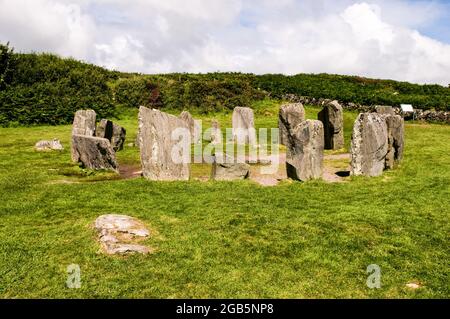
[210,120,222,144]
[111,122,126,151]
[72,109,96,136]
[375,105,395,115]
[232,107,256,144]
[139,106,190,181]
[383,114,404,169]
[211,155,250,181]
[71,135,118,171]
[179,111,201,144]
[35,139,64,151]
[286,120,324,181]
[96,119,126,152]
[96,119,113,141]
[279,103,305,145]
[318,100,344,150]
[71,109,97,161]
[350,113,388,176]
[95,214,151,255]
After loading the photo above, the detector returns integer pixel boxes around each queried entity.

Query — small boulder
[286,120,324,181]
[211,155,250,181]
[279,103,305,146]
[72,135,118,171]
[35,139,64,151]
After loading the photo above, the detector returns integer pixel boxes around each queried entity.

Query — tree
[0,42,16,90]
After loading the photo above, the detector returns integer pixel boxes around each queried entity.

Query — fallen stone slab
[71,135,118,171]
[35,139,64,151]
[279,103,305,146]
[318,100,344,150]
[139,106,190,181]
[350,113,388,177]
[95,214,151,255]
[286,120,324,181]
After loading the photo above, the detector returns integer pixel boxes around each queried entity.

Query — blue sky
[0,0,449,84]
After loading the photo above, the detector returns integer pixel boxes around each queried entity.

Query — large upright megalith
[318,100,344,150]
[350,113,388,177]
[279,103,305,146]
[232,107,255,144]
[286,120,324,181]
[139,106,190,181]
[383,114,404,169]
[96,119,127,152]
[179,111,201,144]
[72,135,118,171]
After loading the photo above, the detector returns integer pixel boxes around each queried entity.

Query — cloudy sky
[0,0,449,85]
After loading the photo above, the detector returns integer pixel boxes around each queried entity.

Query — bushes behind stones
[0,48,117,126]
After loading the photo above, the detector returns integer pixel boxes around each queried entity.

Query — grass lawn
[0,101,449,298]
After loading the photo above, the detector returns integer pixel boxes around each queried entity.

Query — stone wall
[283,94,450,124]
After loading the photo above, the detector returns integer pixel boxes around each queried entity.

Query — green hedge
[0,42,448,126]
[254,74,450,110]
[113,73,267,112]
[0,45,117,126]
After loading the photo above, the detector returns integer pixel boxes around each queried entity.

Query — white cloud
[0,0,449,85]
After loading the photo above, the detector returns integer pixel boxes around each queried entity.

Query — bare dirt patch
[119,164,142,179]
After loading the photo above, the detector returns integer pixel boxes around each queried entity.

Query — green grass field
[0,102,449,298]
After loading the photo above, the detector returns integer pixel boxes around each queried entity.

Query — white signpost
[400,104,415,120]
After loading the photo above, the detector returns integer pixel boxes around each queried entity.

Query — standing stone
[375,105,395,116]
[71,109,97,161]
[383,114,405,169]
[96,119,126,152]
[318,100,344,150]
[72,135,118,171]
[111,122,126,152]
[211,155,250,181]
[232,107,256,144]
[96,119,113,141]
[72,110,96,136]
[179,111,201,144]
[210,120,222,145]
[139,106,190,181]
[350,113,388,177]
[286,120,324,181]
[279,103,305,145]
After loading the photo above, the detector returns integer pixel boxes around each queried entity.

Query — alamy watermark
[168,121,280,174]
[366,264,381,289]
[66,264,81,289]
